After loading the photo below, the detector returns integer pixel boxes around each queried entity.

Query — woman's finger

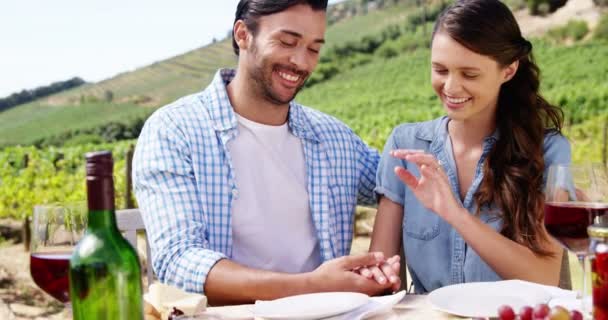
[360,267,373,278]
[404,153,441,168]
[390,149,425,159]
[394,166,419,188]
[421,162,441,179]
[381,262,400,284]
[369,265,387,285]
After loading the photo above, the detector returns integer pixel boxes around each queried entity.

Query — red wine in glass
[30,252,72,303]
[545,202,608,255]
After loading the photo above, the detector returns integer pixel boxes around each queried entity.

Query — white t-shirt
[229,114,322,273]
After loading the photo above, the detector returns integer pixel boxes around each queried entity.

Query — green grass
[325,3,415,47]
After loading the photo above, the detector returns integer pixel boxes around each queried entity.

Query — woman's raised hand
[391,149,461,221]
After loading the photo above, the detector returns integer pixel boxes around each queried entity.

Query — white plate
[253,292,370,320]
[428,281,552,318]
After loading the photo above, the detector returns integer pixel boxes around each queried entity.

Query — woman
[364,0,571,293]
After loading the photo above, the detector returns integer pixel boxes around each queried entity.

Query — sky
[0,0,344,98]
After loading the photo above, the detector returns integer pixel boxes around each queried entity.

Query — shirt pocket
[403,190,441,240]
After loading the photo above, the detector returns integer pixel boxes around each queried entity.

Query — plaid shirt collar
[202,69,320,143]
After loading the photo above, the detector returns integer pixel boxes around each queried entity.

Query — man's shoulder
[146,91,211,128]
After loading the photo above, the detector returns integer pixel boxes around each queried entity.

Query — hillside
[0,1,427,147]
[0,0,605,147]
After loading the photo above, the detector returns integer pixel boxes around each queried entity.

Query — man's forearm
[204,259,317,306]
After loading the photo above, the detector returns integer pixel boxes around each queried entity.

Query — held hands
[355,254,401,293]
[391,149,461,222]
[310,252,401,296]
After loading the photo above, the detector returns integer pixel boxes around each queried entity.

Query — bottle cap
[85,151,113,177]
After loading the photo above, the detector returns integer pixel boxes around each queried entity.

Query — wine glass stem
[577,254,589,318]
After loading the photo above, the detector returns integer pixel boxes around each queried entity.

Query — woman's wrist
[443,204,470,227]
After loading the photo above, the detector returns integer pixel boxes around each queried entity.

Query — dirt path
[516,0,603,37]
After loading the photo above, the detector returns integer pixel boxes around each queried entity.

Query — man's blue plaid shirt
[133,69,379,293]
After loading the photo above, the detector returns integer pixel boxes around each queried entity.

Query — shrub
[593,0,608,6]
[546,20,589,42]
[376,40,400,58]
[527,0,568,15]
[594,14,608,40]
[63,134,104,147]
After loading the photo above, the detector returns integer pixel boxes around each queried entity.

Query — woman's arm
[369,197,404,257]
[392,150,562,286]
[357,196,404,291]
[448,208,562,285]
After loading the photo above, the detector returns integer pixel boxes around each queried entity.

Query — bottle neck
[86,175,117,230]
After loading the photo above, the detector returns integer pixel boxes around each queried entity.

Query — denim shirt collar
[415,116,500,146]
[202,69,320,143]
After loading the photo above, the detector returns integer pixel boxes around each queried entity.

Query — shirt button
[232,188,239,198]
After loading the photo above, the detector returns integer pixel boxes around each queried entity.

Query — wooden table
[205,295,469,319]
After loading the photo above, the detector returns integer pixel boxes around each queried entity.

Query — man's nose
[288,47,310,71]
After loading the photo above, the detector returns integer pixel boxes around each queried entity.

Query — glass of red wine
[545,163,608,316]
[30,203,86,310]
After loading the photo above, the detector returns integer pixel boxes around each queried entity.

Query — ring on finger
[436,159,444,171]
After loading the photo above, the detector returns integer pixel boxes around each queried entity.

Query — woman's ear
[502,60,519,83]
[233,20,250,52]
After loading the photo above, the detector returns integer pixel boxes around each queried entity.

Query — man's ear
[503,60,519,83]
[234,20,250,51]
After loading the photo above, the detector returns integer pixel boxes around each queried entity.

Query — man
[133,0,399,305]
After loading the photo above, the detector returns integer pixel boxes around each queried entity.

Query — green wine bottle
[69,151,143,319]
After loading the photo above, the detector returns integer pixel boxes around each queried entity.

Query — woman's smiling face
[431,31,514,123]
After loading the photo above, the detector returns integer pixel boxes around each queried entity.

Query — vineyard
[0,1,432,147]
[0,141,135,219]
[0,1,607,220]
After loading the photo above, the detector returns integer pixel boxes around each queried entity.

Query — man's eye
[308,48,320,54]
[280,40,296,47]
[434,69,448,75]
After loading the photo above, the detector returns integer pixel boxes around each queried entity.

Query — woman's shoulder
[543,130,571,164]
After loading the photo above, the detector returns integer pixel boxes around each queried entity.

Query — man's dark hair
[232,0,328,55]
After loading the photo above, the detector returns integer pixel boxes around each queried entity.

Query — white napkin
[253,291,405,320]
[329,291,406,320]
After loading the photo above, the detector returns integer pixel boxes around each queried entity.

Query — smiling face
[237,4,326,106]
[431,32,516,124]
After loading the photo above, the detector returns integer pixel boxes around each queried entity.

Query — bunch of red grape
[495,304,583,320]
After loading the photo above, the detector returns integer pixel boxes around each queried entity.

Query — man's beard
[247,44,309,105]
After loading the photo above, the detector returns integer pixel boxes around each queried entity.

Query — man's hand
[309,252,398,296]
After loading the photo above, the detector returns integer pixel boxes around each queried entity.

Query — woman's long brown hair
[433,0,563,256]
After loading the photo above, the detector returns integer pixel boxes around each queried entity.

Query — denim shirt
[375,116,571,293]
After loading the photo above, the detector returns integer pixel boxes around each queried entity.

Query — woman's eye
[463,73,479,79]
